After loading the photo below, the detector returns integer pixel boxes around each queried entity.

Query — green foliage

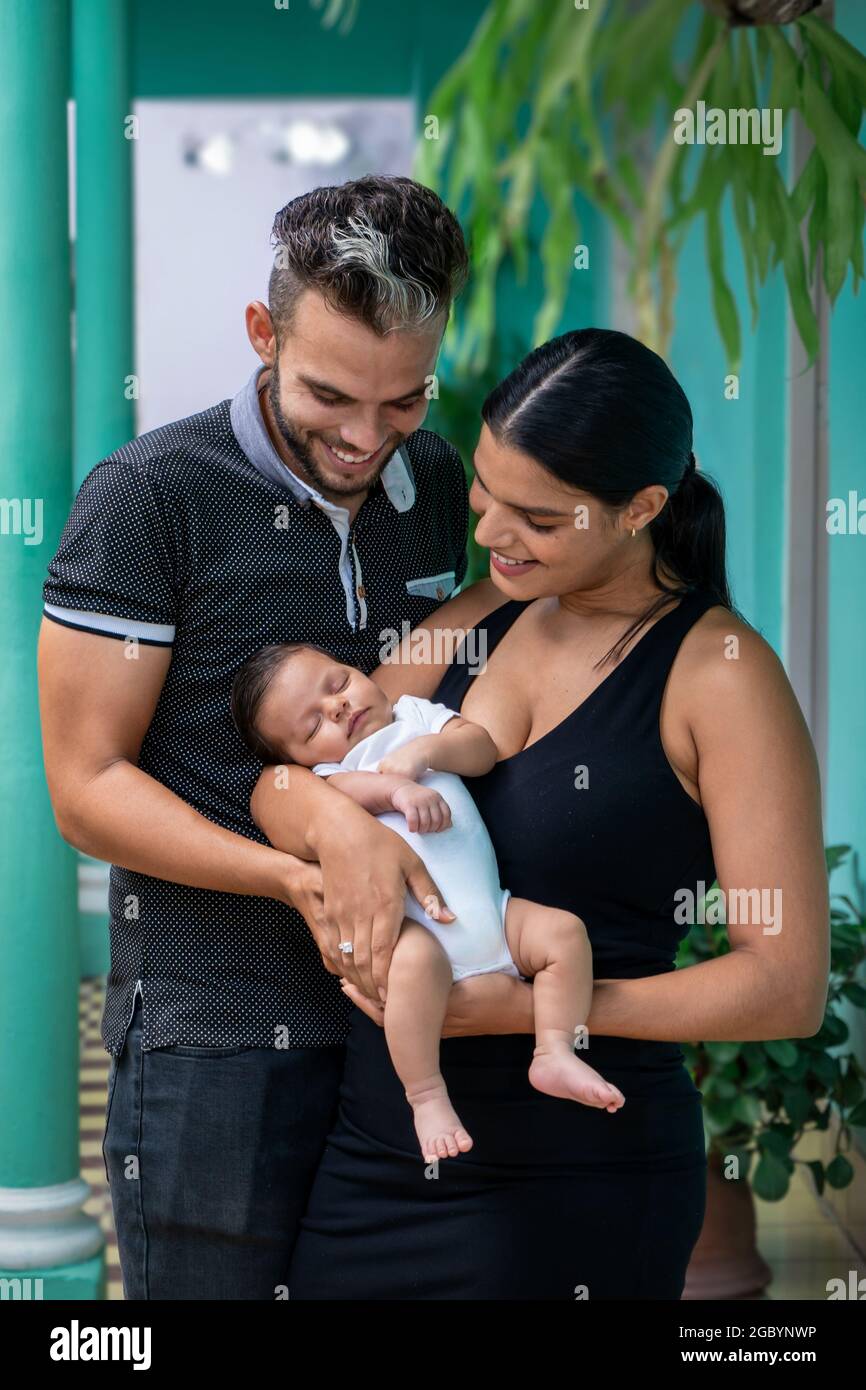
[675,846,866,1202]
[425,334,523,582]
[415,1,866,373]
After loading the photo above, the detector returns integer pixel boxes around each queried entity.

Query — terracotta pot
[682,1148,773,1300]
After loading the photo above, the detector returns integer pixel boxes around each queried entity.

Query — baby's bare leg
[504,899,625,1113]
[384,920,473,1161]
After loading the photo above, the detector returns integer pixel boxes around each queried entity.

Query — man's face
[260,289,444,503]
[257,649,394,768]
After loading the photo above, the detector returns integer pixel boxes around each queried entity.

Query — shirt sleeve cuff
[42,603,176,646]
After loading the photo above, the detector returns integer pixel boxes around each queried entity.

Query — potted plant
[678,844,866,1299]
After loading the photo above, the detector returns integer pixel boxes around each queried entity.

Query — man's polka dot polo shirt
[42,368,469,1055]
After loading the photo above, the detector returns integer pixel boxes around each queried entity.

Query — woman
[255,328,829,1299]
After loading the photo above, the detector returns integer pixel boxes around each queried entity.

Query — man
[38,176,478,1299]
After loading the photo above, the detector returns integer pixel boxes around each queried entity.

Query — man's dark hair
[268,174,468,339]
[230,642,334,764]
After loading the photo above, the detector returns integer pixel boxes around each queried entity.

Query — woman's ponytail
[650,452,732,610]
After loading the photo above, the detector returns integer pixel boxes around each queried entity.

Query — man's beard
[266,359,401,500]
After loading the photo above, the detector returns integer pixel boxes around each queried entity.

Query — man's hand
[390,781,452,833]
[316,818,454,1002]
[377,737,434,782]
[259,775,457,1004]
[339,970,534,1036]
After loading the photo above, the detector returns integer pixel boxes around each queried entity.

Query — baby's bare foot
[529,1049,625,1113]
[406,1078,474,1161]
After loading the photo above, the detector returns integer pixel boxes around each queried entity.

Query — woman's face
[470,423,633,600]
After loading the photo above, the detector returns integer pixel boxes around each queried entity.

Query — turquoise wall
[670,224,787,651]
[827,0,866,882]
[131,0,484,98]
[827,0,866,1076]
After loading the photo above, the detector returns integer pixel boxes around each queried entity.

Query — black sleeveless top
[433,588,719,981]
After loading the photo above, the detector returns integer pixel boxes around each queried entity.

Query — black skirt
[288,1009,707,1300]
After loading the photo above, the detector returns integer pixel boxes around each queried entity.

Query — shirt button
[357,585,366,599]
[436,585,445,599]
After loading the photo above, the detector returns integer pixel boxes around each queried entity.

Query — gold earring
[631,527,636,538]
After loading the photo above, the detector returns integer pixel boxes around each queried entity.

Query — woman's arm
[345,611,830,1042]
[588,612,829,1043]
[373,578,508,702]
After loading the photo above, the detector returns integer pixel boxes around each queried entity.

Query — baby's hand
[378,737,433,783]
[390,782,452,834]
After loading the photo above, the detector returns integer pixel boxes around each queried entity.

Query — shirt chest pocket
[404,571,457,602]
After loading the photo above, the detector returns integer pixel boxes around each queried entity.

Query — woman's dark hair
[481,327,736,665]
[230,642,334,763]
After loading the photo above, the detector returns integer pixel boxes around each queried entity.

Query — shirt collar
[230,365,416,515]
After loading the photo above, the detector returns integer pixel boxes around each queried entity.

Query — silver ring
[338,941,354,955]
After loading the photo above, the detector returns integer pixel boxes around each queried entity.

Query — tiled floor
[754,1144,866,1300]
[77,977,866,1302]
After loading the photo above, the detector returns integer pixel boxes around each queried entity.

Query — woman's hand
[339,971,535,1036]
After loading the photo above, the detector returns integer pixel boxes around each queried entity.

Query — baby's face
[256,650,393,766]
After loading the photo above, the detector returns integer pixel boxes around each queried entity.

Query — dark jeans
[103,992,345,1300]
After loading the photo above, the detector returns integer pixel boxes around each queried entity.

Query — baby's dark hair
[230,641,334,764]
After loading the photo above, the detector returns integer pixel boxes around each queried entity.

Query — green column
[0,0,103,1297]
[73,0,135,479]
[73,0,135,979]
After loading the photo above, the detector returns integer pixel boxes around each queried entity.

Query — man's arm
[37,619,300,902]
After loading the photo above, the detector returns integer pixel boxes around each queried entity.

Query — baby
[232,642,625,1163]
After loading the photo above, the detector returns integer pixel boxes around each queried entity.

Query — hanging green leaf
[730,32,761,329]
[800,63,866,188]
[705,186,741,374]
[416,0,865,374]
[790,146,820,221]
[775,169,821,365]
[824,164,857,300]
[799,13,866,108]
[627,0,694,129]
[603,0,683,108]
[615,152,645,210]
[532,141,581,347]
[765,23,802,116]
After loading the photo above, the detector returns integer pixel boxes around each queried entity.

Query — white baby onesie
[313,694,521,983]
